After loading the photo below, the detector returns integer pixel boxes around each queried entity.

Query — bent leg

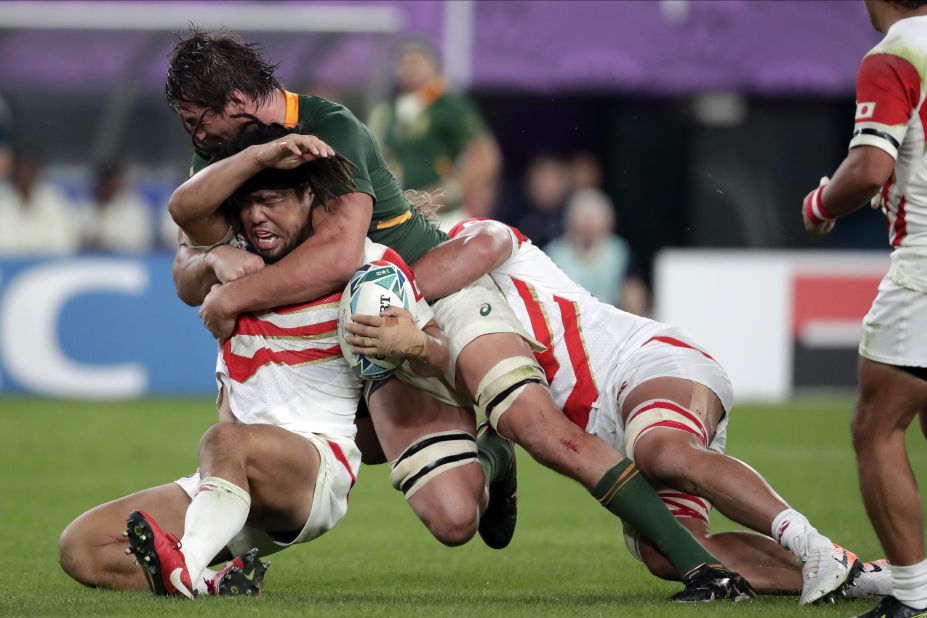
[852,357,927,566]
[59,483,193,590]
[626,378,788,534]
[456,333,720,577]
[368,378,486,546]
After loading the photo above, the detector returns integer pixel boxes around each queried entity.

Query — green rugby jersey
[191,91,446,263]
[369,87,488,192]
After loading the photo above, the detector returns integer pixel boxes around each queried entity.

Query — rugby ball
[338,260,415,380]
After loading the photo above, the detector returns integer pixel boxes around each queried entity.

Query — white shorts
[588,330,732,457]
[175,430,359,557]
[428,275,542,388]
[859,274,927,368]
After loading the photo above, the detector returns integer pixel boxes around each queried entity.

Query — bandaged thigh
[623,398,710,461]
[473,356,547,429]
[389,431,478,499]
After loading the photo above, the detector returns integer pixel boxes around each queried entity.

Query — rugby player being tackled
[349,217,889,606]
[59,127,444,598]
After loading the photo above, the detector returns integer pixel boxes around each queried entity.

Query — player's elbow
[166,189,192,228]
[846,148,894,196]
[463,233,506,274]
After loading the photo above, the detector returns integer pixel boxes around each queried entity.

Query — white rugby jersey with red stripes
[215,239,433,441]
[851,15,927,287]
[447,219,733,448]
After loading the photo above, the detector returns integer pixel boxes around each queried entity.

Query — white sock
[892,558,927,610]
[771,508,831,562]
[180,476,251,583]
[192,567,219,595]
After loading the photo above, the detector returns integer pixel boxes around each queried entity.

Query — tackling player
[58,128,443,598]
[166,28,754,601]
[349,217,872,605]
[802,1,927,616]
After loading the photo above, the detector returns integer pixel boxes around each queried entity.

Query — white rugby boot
[800,543,863,605]
[846,560,893,599]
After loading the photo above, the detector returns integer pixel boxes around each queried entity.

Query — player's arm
[412,220,515,301]
[803,52,914,233]
[346,310,450,378]
[198,112,378,340]
[170,135,335,306]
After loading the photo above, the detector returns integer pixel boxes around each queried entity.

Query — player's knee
[59,517,102,586]
[199,422,246,461]
[426,502,479,547]
[635,435,694,488]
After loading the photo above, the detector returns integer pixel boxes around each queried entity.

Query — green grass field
[1,397,925,617]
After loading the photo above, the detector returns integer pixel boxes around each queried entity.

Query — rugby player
[348,217,873,605]
[802,1,927,615]
[166,29,754,600]
[58,127,444,598]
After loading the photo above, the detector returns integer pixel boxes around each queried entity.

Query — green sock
[592,459,720,576]
[476,423,513,483]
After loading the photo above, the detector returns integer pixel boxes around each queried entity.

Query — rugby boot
[846,560,893,599]
[205,548,271,597]
[800,543,862,605]
[853,596,927,618]
[476,420,517,549]
[671,563,756,602]
[125,510,195,599]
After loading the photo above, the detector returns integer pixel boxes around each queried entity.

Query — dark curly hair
[211,121,357,225]
[165,27,281,112]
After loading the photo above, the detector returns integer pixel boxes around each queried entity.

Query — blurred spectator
[0,95,11,182]
[499,153,570,248]
[79,163,153,253]
[544,189,650,315]
[568,151,603,191]
[0,152,79,255]
[368,38,501,231]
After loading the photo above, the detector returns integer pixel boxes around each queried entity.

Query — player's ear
[226,90,250,113]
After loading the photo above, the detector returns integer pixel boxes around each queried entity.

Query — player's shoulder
[447,217,529,244]
[299,95,362,129]
[864,17,927,71]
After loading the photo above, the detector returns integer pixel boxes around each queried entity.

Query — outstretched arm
[412,220,514,301]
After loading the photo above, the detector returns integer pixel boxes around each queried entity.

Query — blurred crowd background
[0,0,887,317]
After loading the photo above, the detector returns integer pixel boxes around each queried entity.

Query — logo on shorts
[480,303,492,316]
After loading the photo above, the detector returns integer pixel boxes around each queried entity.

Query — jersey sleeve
[447,217,525,261]
[312,109,377,200]
[850,52,923,159]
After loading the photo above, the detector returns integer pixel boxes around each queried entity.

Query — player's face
[176,102,253,157]
[236,188,313,263]
[394,49,437,92]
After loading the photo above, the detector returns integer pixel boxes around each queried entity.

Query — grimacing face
[176,101,255,156]
[235,188,313,263]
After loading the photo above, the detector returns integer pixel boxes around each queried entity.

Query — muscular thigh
[857,357,927,432]
[367,378,476,460]
[230,424,322,531]
[62,483,197,552]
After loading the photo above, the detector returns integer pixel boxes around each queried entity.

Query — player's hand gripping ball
[338,261,415,380]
